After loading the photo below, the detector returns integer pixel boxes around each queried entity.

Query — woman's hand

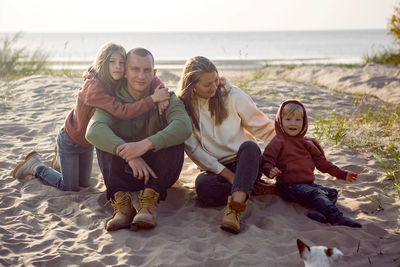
[219,168,235,184]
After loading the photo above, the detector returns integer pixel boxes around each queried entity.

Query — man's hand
[128,157,157,184]
[345,172,358,182]
[269,167,282,178]
[151,85,170,103]
[117,139,155,162]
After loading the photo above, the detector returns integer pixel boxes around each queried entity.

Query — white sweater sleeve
[184,134,226,174]
[233,88,275,142]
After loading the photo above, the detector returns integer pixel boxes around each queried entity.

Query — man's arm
[117,93,192,161]
[147,93,192,150]
[85,108,125,155]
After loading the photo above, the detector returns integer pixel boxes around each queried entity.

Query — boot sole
[11,151,38,178]
[220,224,240,234]
[133,220,156,229]
[106,223,132,231]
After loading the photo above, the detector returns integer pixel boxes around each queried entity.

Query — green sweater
[85,87,192,155]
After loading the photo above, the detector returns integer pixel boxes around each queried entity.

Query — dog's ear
[326,247,343,262]
[297,239,310,260]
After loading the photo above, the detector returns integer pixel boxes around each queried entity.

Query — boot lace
[138,195,158,212]
[105,194,131,216]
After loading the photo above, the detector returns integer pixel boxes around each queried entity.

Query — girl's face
[194,71,219,99]
[108,52,125,80]
[282,112,303,136]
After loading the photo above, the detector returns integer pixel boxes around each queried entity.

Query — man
[86,48,192,231]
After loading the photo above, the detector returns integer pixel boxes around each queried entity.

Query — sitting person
[12,42,169,191]
[177,56,275,234]
[261,99,362,228]
[85,47,192,231]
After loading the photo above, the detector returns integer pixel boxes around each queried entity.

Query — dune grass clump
[363,47,400,66]
[312,99,400,202]
[363,3,400,66]
[0,32,49,79]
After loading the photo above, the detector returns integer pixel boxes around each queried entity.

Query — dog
[297,238,343,267]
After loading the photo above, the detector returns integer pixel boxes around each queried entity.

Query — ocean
[0,30,395,70]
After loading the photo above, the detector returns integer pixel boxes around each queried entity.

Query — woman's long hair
[177,56,228,130]
[92,42,126,95]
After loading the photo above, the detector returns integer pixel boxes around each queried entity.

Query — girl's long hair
[92,42,126,95]
[177,56,228,130]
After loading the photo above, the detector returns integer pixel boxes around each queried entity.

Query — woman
[177,56,275,234]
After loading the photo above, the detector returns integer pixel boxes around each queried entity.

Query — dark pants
[277,182,341,218]
[96,144,184,201]
[195,141,262,207]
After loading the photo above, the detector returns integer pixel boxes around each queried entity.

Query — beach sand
[1,64,399,266]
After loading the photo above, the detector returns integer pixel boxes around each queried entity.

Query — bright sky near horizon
[0,0,398,32]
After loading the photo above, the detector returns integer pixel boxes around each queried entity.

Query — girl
[12,42,170,191]
[177,56,275,234]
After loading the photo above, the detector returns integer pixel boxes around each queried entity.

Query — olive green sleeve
[85,108,126,155]
[147,94,192,151]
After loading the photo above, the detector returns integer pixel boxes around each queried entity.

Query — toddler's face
[282,113,303,136]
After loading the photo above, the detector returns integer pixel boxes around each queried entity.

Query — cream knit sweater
[184,82,275,174]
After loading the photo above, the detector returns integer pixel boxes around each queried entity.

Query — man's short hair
[127,47,154,66]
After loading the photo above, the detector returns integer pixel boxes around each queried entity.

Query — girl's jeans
[35,127,93,191]
[195,141,262,206]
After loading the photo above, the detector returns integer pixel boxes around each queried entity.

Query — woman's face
[194,71,219,99]
[108,51,125,81]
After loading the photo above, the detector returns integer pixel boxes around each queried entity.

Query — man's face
[125,53,156,94]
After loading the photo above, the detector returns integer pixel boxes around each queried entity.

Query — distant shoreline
[49,58,363,71]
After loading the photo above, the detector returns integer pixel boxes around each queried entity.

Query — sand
[0,64,399,267]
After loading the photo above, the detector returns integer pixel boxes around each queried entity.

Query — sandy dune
[0,65,399,266]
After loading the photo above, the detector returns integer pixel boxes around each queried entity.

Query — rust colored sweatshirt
[261,100,347,184]
[64,69,164,147]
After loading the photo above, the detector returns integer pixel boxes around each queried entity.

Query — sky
[0,0,398,32]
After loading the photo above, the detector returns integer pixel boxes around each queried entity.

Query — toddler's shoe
[329,214,362,228]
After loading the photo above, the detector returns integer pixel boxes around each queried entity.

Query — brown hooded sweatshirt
[261,99,347,184]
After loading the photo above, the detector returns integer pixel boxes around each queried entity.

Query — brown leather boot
[220,196,247,234]
[105,191,136,231]
[133,188,160,229]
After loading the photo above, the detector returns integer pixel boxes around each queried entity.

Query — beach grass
[0,32,50,79]
[312,98,400,201]
[363,47,400,66]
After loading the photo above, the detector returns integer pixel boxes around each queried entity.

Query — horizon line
[0,28,388,34]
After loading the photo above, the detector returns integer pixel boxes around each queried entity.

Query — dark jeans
[277,182,341,218]
[195,141,262,207]
[96,144,184,201]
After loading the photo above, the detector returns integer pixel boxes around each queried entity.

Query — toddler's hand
[345,172,358,182]
[151,85,170,103]
[269,167,281,178]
